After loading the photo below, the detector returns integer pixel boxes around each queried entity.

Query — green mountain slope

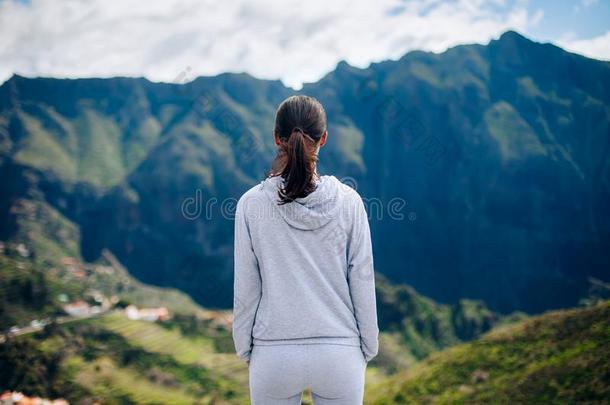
[366,301,610,404]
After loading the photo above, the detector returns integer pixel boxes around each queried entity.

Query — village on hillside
[2,243,173,338]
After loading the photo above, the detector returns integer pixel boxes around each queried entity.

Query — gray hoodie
[232,175,379,363]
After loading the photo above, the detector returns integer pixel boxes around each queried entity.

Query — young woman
[233,95,379,404]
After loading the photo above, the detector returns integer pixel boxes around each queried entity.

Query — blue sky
[0,0,609,89]
[526,0,609,40]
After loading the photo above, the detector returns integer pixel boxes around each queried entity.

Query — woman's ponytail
[270,95,327,204]
[277,128,318,203]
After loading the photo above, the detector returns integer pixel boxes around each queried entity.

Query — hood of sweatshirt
[261,175,346,231]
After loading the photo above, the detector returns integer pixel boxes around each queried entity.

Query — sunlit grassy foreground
[365,302,610,404]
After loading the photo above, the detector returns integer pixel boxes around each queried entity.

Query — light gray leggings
[249,343,367,404]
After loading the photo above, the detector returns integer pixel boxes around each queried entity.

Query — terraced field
[95,313,249,387]
[71,355,203,405]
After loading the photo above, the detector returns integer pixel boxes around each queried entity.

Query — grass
[12,199,82,265]
[95,313,249,387]
[484,101,547,162]
[365,301,610,404]
[98,314,213,359]
[73,107,126,188]
[71,355,204,405]
[14,109,78,183]
[75,315,248,404]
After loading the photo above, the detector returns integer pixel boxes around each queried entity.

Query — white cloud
[558,31,610,61]
[0,0,551,89]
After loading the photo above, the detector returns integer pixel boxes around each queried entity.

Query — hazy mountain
[1,31,609,313]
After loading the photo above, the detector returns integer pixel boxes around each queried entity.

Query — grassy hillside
[4,301,608,404]
[1,314,248,404]
[366,302,610,404]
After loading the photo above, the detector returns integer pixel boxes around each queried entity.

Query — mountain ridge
[4,30,610,91]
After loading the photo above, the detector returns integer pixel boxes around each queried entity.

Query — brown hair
[270,95,327,204]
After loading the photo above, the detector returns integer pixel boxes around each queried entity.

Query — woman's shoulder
[237,182,266,205]
[322,175,364,204]
[236,177,279,214]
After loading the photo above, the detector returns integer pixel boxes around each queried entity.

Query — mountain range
[1,30,609,313]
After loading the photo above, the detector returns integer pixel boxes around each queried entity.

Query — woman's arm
[232,197,262,364]
[347,195,380,362]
